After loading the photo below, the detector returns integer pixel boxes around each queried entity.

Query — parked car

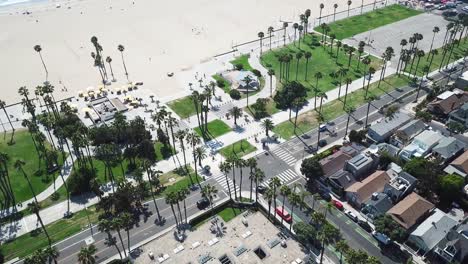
[372,231,392,246]
[319,124,327,132]
[196,197,210,209]
[358,220,373,232]
[332,200,343,210]
[344,210,359,222]
[275,207,292,223]
[318,190,332,201]
[318,139,327,147]
[256,185,267,194]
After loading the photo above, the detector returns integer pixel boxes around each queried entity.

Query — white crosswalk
[272,147,296,166]
[260,169,299,187]
[212,173,240,197]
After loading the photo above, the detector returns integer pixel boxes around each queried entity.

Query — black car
[318,190,332,201]
[256,185,267,194]
[196,197,210,209]
[318,139,327,147]
[358,220,373,233]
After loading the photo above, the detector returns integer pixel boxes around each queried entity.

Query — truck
[372,231,392,246]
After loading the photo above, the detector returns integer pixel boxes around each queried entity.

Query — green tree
[0,100,15,144]
[439,174,465,203]
[293,222,316,244]
[374,215,407,242]
[279,185,291,224]
[319,223,340,264]
[219,161,233,200]
[345,249,369,264]
[300,157,324,189]
[335,240,349,264]
[78,245,97,264]
[261,119,274,137]
[165,190,180,228]
[34,44,48,81]
[267,69,275,97]
[201,184,218,221]
[288,191,302,231]
[344,106,356,137]
[270,177,281,219]
[265,187,276,219]
[253,168,265,202]
[117,44,129,81]
[229,106,243,126]
[258,31,265,54]
[247,158,257,201]
[28,202,51,247]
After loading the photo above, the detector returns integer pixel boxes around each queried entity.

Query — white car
[344,210,358,222]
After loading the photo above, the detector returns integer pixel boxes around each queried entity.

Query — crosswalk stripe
[272,148,296,166]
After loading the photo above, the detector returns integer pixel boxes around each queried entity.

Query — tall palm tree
[319,224,340,264]
[186,132,202,188]
[105,56,116,82]
[364,95,377,128]
[314,72,323,109]
[265,187,275,219]
[304,51,312,81]
[267,69,275,97]
[117,44,129,82]
[428,49,438,73]
[428,26,440,61]
[247,158,257,201]
[178,187,190,224]
[279,185,291,224]
[165,190,180,228]
[270,177,281,219]
[254,168,265,202]
[98,219,123,259]
[242,75,253,105]
[0,100,15,144]
[175,129,190,177]
[44,246,60,264]
[295,52,303,80]
[396,39,407,73]
[111,217,127,258]
[413,50,425,76]
[335,240,349,264]
[15,159,39,204]
[34,44,48,81]
[268,26,274,50]
[283,22,289,46]
[229,106,243,126]
[219,161,233,200]
[288,192,301,232]
[316,113,325,150]
[293,23,299,44]
[293,97,306,133]
[78,245,97,264]
[235,158,246,201]
[365,67,376,99]
[360,0,364,14]
[347,1,352,17]
[201,184,218,220]
[333,3,338,22]
[344,106,356,137]
[261,119,274,137]
[343,78,352,109]
[258,31,265,54]
[318,3,325,26]
[28,202,51,246]
[195,146,207,167]
[120,213,133,253]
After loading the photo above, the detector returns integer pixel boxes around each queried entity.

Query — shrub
[252,69,262,77]
[230,89,241,100]
[234,63,244,71]
[67,166,97,195]
[216,79,225,88]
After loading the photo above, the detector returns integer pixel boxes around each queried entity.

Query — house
[407,209,458,255]
[432,136,465,163]
[377,143,401,158]
[320,150,354,178]
[427,90,468,117]
[448,103,468,128]
[344,152,378,179]
[367,112,412,143]
[398,130,443,161]
[387,192,434,230]
[383,168,418,203]
[444,150,468,178]
[345,170,391,209]
[434,224,468,263]
[390,119,426,148]
[455,70,468,89]
[361,192,394,222]
[327,170,356,197]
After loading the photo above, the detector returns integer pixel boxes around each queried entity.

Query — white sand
[0,0,375,103]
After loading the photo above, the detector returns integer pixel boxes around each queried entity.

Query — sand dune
[0,0,375,103]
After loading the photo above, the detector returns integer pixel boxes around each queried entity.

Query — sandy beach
[0,0,375,104]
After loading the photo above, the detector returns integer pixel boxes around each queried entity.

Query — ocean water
[0,0,32,7]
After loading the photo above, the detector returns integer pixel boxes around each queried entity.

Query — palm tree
[344,106,356,137]
[247,158,257,201]
[319,224,340,264]
[347,1,352,17]
[347,46,356,69]
[364,95,377,128]
[314,72,323,109]
[335,41,342,61]
[201,184,218,219]
[44,246,59,264]
[333,3,338,22]
[111,217,127,258]
[165,191,180,228]
[318,3,325,26]
[279,185,291,224]
[28,202,51,246]
[428,49,438,72]
[235,158,246,201]
[267,69,275,97]
[396,39,407,73]
[261,119,274,137]
[283,22,289,46]
[304,51,312,81]
[195,146,207,167]
[243,75,253,105]
[316,113,325,150]
[229,106,242,126]
[428,26,440,61]
[293,23,299,44]
[186,132,202,188]
[288,192,301,231]
[365,66,376,99]
[15,159,39,205]
[360,0,364,14]
[268,26,274,50]
[0,100,15,144]
[342,78,352,109]
[178,187,190,224]
[34,44,48,81]
[78,245,97,264]
[120,213,133,253]
[219,162,233,200]
[258,31,265,54]
[98,219,123,259]
[270,177,281,219]
[293,97,306,133]
[298,25,304,48]
[413,50,425,76]
[175,129,190,176]
[265,187,275,219]
[106,56,116,82]
[295,52,303,80]
[335,240,349,264]
[254,168,265,202]
[117,44,129,82]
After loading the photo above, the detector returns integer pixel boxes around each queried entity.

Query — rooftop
[395,119,426,139]
[347,153,373,170]
[432,137,465,160]
[345,170,391,203]
[369,112,411,137]
[410,209,458,251]
[320,150,353,177]
[388,192,434,230]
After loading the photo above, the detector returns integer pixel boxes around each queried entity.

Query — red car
[332,200,343,210]
[275,207,292,223]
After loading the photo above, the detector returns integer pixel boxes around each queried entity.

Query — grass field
[261,34,381,102]
[0,130,66,204]
[408,38,468,76]
[273,74,411,139]
[219,139,257,158]
[0,206,99,261]
[218,206,245,222]
[194,120,232,139]
[167,96,198,118]
[316,4,421,40]
[230,54,254,71]
[212,74,231,93]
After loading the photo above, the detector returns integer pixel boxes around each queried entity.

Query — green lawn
[219,139,257,158]
[315,4,421,40]
[245,97,280,118]
[409,38,468,76]
[154,141,176,161]
[194,120,232,139]
[0,130,66,204]
[273,74,411,139]
[261,34,381,102]
[230,54,254,71]
[218,206,245,222]
[167,96,199,119]
[0,206,99,261]
[212,74,231,93]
